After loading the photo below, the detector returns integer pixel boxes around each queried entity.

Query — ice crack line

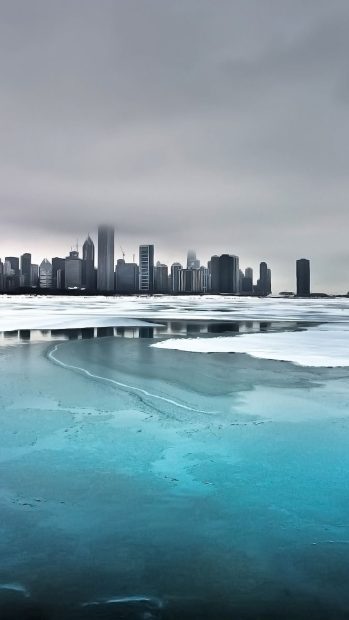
[48,344,215,415]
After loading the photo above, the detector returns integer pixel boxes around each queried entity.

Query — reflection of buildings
[139,244,154,293]
[296,258,310,296]
[97,226,114,292]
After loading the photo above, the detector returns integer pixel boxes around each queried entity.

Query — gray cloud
[0,0,349,292]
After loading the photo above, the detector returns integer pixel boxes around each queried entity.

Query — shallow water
[1,312,349,618]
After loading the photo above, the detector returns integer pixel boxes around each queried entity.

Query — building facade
[139,245,154,293]
[296,258,310,296]
[97,226,115,291]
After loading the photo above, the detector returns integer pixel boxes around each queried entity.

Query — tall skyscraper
[31,264,39,287]
[115,259,139,293]
[170,263,182,293]
[139,245,154,293]
[256,262,271,296]
[0,260,4,291]
[187,250,200,269]
[39,259,52,288]
[241,267,253,293]
[296,258,310,296]
[209,255,220,293]
[82,235,96,290]
[52,257,66,289]
[97,226,114,291]
[20,253,31,286]
[65,250,82,289]
[218,254,240,293]
[154,262,169,293]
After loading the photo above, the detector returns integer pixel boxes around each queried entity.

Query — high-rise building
[39,259,52,288]
[170,262,182,293]
[187,250,200,270]
[5,257,19,275]
[82,235,96,290]
[20,253,31,286]
[296,258,310,296]
[52,257,66,289]
[241,267,253,293]
[154,262,169,293]
[31,264,39,287]
[139,245,154,293]
[0,260,4,291]
[218,254,240,293]
[115,259,139,293]
[198,266,209,293]
[256,262,271,296]
[209,255,220,292]
[65,250,82,289]
[97,226,114,291]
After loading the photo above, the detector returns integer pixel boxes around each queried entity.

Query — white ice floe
[1,295,349,330]
[151,324,349,367]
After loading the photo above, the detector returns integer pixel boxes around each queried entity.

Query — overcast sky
[0,0,349,292]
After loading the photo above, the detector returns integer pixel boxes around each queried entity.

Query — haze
[1,0,348,292]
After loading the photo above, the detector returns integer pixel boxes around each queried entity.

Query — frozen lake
[1,297,349,619]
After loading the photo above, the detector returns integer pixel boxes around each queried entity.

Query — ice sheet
[151,323,349,367]
[1,295,349,330]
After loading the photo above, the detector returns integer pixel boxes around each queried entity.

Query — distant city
[0,225,312,296]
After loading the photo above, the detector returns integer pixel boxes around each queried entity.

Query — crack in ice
[48,344,215,415]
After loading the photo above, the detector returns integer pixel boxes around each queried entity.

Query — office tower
[241,267,253,293]
[218,254,240,293]
[82,235,96,290]
[154,262,169,293]
[115,259,139,293]
[31,264,39,287]
[39,259,52,288]
[20,253,31,286]
[198,266,209,293]
[52,257,66,289]
[65,250,82,289]
[139,244,154,293]
[179,269,194,293]
[256,261,271,296]
[97,226,114,291]
[170,262,182,293]
[209,255,220,292]
[296,258,310,296]
[187,249,200,269]
[5,257,19,275]
[0,260,3,291]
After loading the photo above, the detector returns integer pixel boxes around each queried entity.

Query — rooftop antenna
[120,245,125,260]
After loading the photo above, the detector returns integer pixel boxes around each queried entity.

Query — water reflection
[0,320,316,346]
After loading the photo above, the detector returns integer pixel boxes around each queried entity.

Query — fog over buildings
[1,1,349,292]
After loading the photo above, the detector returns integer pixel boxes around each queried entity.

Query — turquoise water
[1,327,349,619]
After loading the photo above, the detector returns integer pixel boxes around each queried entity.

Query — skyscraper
[39,259,52,288]
[256,262,271,296]
[170,263,182,293]
[187,249,200,269]
[218,254,240,293]
[154,262,169,293]
[82,235,96,290]
[115,259,139,293]
[139,245,154,293]
[65,250,82,289]
[97,226,114,291]
[52,257,66,289]
[296,258,310,296]
[20,253,31,286]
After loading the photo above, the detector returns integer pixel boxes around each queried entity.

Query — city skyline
[1,1,349,293]
[0,226,323,296]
